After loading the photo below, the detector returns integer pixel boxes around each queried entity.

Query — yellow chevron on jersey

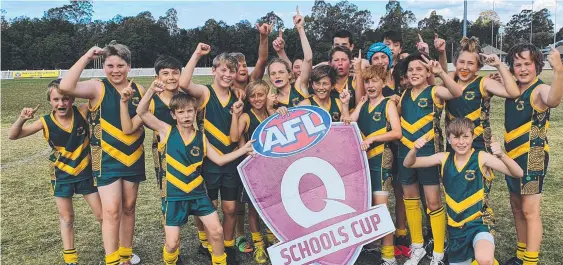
[100,118,143,145]
[203,119,231,146]
[54,139,90,160]
[401,113,434,134]
[101,140,144,166]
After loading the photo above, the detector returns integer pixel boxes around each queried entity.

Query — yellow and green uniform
[200,85,239,191]
[275,84,307,109]
[149,93,177,190]
[239,109,266,203]
[398,86,444,185]
[330,76,357,110]
[158,126,216,225]
[441,150,495,263]
[356,98,394,193]
[40,106,96,197]
[309,96,343,122]
[504,78,549,195]
[382,85,400,98]
[446,76,492,152]
[88,78,146,186]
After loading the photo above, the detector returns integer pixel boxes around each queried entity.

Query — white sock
[433,251,444,260]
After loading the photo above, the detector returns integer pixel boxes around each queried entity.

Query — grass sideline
[1,72,562,265]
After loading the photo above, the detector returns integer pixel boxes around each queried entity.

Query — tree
[469,10,501,48]
[158,8,179,35]
[43,0,93,24]
[504,8,553,49]
[418,10,445,30]
[257,11,284,31]
[305,0,374,63]
[557,27,563,42]
[378,0,416,34]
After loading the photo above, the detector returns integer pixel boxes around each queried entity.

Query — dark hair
[292,57,303,63]
[332,29,354,45]
[329,46,353,62]
[446,117,475,137]
[310,65,337,87]
[399,51,431,78]
[506,43,544,75]
[229,52,246,63]
[169,93,197,112]
[154,55,182,75]
[382,30,403,47]
[453,37,484,68]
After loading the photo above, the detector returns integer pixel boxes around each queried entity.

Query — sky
[1,0,561,31]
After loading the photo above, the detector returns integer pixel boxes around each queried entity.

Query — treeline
[1,0,562,70]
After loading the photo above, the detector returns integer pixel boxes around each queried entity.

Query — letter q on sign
[281,157,356,228]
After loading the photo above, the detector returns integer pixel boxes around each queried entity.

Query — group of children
[8,7,563,265]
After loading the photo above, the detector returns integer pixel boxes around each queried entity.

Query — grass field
[1,73,562,265]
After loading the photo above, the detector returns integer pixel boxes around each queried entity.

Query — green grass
[1,72,562,265]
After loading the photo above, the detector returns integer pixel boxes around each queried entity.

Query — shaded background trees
[1,0,561,70]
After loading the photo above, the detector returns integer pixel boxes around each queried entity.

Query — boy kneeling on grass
[8,79,103,265]
[403,117,524,265]
[133,84,254,265]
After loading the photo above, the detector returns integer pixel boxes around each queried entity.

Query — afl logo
[251,106,331,158]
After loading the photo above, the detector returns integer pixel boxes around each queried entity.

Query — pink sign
[238,106,395,265]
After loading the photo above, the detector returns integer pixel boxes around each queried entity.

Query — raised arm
[538,46,563,108]
[250,23,272,82]
[136,85,168,137]
[480,53,520,98]
[481,137,523,177]
[206,139,255,166]
[434,33,448,72]
[178,43,212,102]
[352,50,365,105]
[59,46,104,101]
[424,55,462,100]
[403,135,445,168]
[119,79,148,134]
[229,97,245,142]
[294,7,313,94]
[8,105,43,140]
[273,30,292,68]
[347,96,367,122]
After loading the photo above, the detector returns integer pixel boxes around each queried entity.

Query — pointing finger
[128,79,134,87]
[279,29,283,38]
[359,49,362,59]
[32,104,40,112]
[418,33,424,43]
[296,5,300,15]
[434,32,439,40]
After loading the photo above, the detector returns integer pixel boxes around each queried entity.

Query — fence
[0,64,555,80]
[1,67,256,80]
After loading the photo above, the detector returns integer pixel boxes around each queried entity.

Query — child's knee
[59,212,75,228]
[103,207,121,223]
[474,255,495,265]
[210,225,224,241]
[522,206,540,220]
[165,241,179,252]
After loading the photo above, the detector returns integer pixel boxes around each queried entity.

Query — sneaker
[225,246,240,265]
[198,244,211,259]
[177,255,184,265]
[130,254,140,265]
[424,238,434,259]
[235,236,253,253]
[404,247,426,265]
[503,257,523,265]
[377,258,398,265]
[253,245,269,264]
[430,256,445,265]
[395,235,411,257]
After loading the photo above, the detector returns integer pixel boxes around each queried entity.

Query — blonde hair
[212,52,239,72]
[169,93,197,112]
[361,65,388,83]
[246,80,270,98]
[46,79,71,101]
[267,58,291,76]
[454,37,483,67]
[103,40,131,65]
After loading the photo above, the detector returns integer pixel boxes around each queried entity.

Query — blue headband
[367,42,393,69]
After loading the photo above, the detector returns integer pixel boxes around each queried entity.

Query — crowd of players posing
[8,9,563,265]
